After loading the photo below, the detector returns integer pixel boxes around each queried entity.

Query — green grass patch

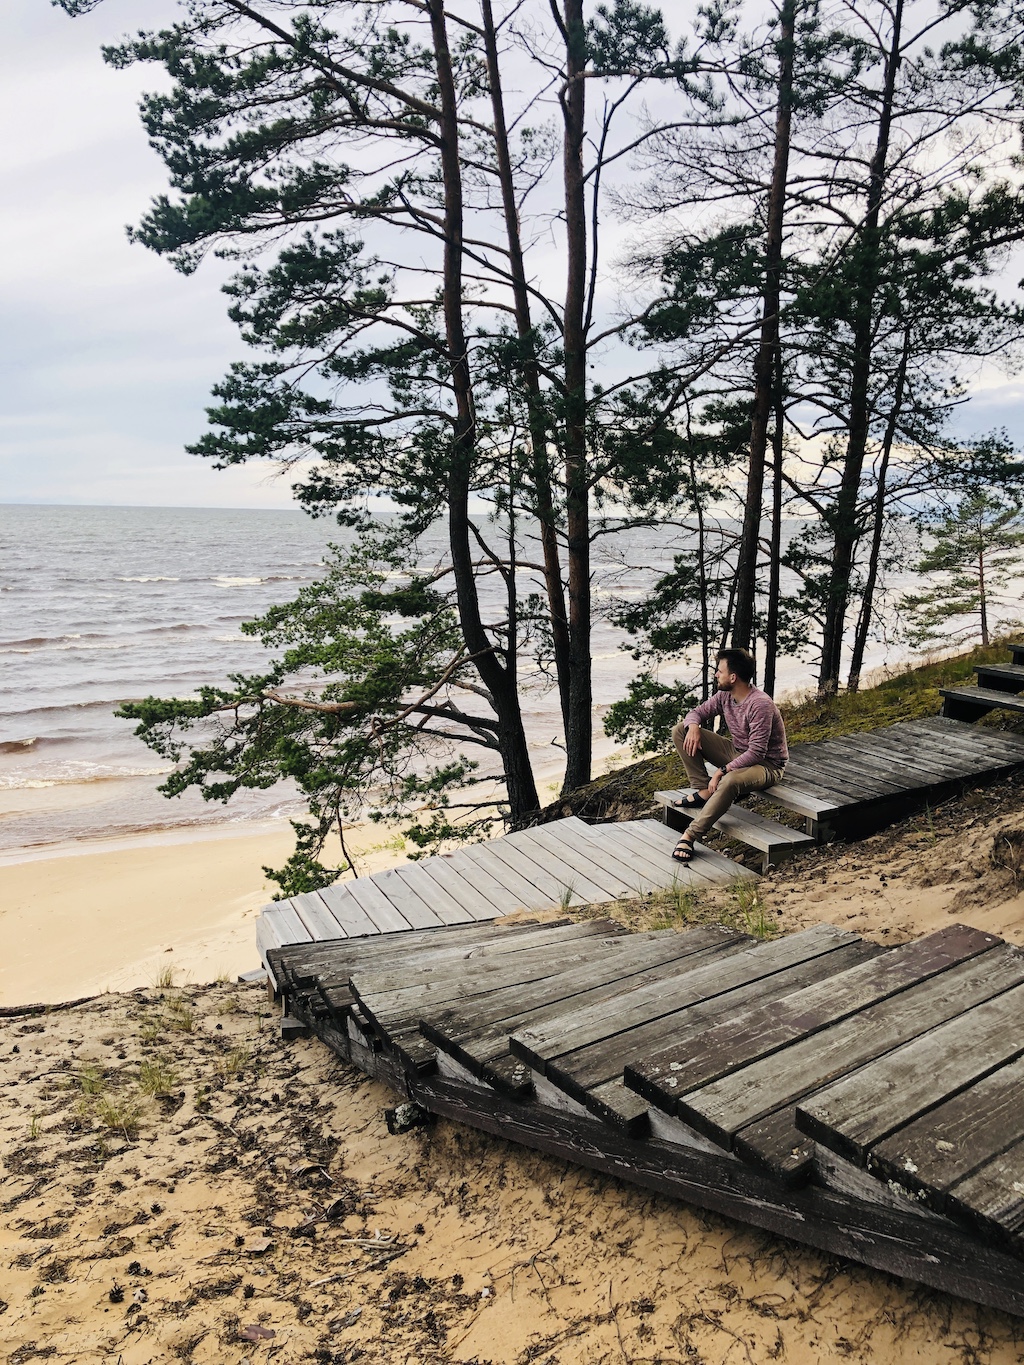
[780,640,1020,743]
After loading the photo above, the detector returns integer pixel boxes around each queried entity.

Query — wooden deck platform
[258,715,1024,959]
[743,715,1024,838]
[257,815,755,972]
[266,919,1024,1317]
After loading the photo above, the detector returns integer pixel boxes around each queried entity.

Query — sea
[0,503,897,859]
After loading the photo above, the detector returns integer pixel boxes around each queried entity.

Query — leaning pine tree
[60,0,738,891]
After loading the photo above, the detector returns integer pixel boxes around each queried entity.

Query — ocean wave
[214,575,265,587]
[116,575,181,583]
[1,632,106,650]
[0,737,41,754]
[0,764,173,791]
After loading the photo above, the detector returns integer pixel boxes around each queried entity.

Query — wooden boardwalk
[659,715,1024,840]
[257,815,755,971]
[259,716,1024,958]
[267,918,1024,1316]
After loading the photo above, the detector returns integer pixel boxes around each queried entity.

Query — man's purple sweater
[683,687,789,772]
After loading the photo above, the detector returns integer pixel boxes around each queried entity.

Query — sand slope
[2,977,1024,1364]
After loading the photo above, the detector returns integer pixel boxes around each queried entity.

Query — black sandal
[672,835,697,863]
[672,791,707,810]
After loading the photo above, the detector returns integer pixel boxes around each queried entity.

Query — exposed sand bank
[3,979,1023,1365]
[5,774,1024,1359]
[0,820,412,1008]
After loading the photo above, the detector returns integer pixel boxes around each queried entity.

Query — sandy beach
[0,820,413,1008]
[4,771,1024,1361]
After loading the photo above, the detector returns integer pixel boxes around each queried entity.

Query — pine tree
[900,493,1024,649]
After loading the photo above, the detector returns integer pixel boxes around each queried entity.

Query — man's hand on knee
[707,766,726,794]
[682,724,702,757]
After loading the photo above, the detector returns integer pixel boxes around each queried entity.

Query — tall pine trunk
[762,362,786,696]
[560,0,593,793]
[481,0,572,742]
[428,0,539,821]
[732,0,796,650]
[846,329,910,692]
[817,0,904,695]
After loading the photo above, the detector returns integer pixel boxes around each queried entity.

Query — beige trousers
[670,723,784,842]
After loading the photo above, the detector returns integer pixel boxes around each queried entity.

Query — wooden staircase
[654,789,815,871]
[940,643,1024,721]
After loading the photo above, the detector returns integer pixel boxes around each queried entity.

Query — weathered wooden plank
[772,756,867,799]
[946,1139,1024,1251]
[387,863,474,925]
[611,815,734,878]
[473,835,593,907]
[541,819,670,893]
[974,663,1024,691]
[510,824,649,900]
[678,945,1024,1148]
[795,742,913,792]
[420,931,747,1092]
[604,819,759,883]
[353,942,635,1044]
[560,939,885,1121]
[457,842,565,910]
[850,728,1019,784]
[511,924,853,1073]
[366,867,445,930]
[414,855,507,921]
[914,715,1024,758]
[290,890,348,942]
[581,940,885,1135]
[760,779,839,818]
[342,876,414,934]
[256,911,286,967]
[868,725,986,765]
[819,736,965,786]
[576,822,716,888]
[317,882,383,938]
[266,901,314,947]
[423,928,729,1041]
[733,1107,817,1186]
[627,924,1000,1107]
[494,824,622,900]
[266,918,529,987]
[433,849,539,917]
[351,928,633,1028]
[867,1053,1024,1211]
[795,979,1024,1164]
[311,920,609,999]
[784,754,898,800]
[501,825,635,901]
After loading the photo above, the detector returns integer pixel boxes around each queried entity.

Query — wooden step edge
[940,685,1024,709]
[653,793,814,850]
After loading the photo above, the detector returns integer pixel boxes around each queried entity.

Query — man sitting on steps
[669,647,789,864]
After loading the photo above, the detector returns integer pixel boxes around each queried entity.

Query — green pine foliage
[900,493,1024,649]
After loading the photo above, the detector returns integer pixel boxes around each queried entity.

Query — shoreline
[0,816,415,1008]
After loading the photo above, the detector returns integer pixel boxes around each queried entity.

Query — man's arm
[682,693,722,730]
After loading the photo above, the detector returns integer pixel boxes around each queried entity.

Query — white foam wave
[116,576,181,583]
[214,575,264,587]
[0,763,173,791]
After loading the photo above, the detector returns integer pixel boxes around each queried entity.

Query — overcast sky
[3,0,1024,510]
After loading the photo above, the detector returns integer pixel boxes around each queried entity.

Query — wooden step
[1007,642,1024,666]
[974,663,1024,693]
[654,790,815,871]
[940,685,1024,722]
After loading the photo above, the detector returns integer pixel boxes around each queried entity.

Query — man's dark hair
[717,647,756,684]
